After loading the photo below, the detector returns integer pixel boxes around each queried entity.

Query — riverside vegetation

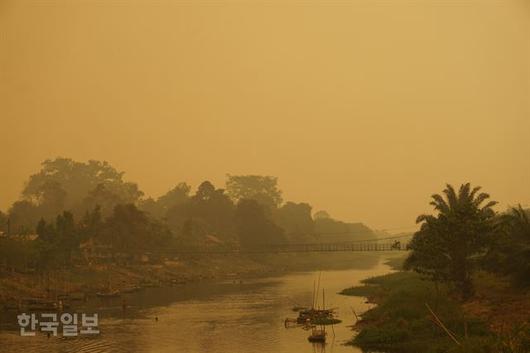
[341,184,530,353]
[0,158,377,302]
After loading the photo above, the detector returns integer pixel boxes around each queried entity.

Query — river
[0,254,396,353]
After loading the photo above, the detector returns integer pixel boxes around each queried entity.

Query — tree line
[0,158,374,271]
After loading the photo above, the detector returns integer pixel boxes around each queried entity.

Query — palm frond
[459,183,471,201]
[515,205,529,225]
[481,200,498,210]
[416,214,437,224]
[430,194,449,214]
[444,184,458,210]
[469,186,482,200]
[472,192,491,207]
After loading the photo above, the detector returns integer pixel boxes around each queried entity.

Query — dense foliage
[8,158,143,233]
[405,183,530,300]
[0,158,374,271]
[343,270,530,353]
[405,183,498,299]
[484,205,530,287]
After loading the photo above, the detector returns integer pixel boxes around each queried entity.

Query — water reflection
[311,342,328,353]
[0,254,396,353]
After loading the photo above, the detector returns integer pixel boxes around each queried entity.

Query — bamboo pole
[351,307,359,323]
[425,303,461,346]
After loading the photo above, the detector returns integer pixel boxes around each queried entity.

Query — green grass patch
[384,253,407,270]
[342,271,495,353]
[339,284,378,297]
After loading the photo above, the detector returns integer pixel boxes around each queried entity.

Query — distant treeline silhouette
[0,158,375,270]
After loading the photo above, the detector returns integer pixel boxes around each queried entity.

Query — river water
[0,254,396,353]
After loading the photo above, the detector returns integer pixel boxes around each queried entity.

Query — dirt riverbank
[0,251,393,305]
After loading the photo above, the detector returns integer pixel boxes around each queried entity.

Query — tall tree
[404,217,451,285]
[21,158,143,218]
[235,199,285,249]
[190,181,234,237]
[81,184,124,217]
[226,175,282,210]
[8,200,41,234]
[35,211,80,268]
[313,210,331,220]
[312,210,375,242]
[140,182,191,219]
[166,181,234,241]
[405,183,498,300]
[103,204,172,257]
[274,202,315,242]
[0,210,7,234]
[484,205,530,286]
[79,205,104,242]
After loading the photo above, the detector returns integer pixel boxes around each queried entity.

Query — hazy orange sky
[1,0,529,231]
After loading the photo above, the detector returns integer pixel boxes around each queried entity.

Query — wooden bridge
[160,235,412,255]
[266,240,408,253]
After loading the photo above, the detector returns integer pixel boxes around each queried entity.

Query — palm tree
[495,205,530,286]
[503,205,530,234]
[406,183,498,300]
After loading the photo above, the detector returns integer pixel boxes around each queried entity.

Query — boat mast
[315,272,322,309]
[312,280,316,309]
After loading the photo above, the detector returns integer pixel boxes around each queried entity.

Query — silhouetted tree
[226,174,282,210]
[0,210,7,234]
[313,210,375,242]
[21,158,143,219]
[34,212,81,268]
[405,183,498,300]
[8,200,41,234]
[274,202,315,242]
[140,182,191,219]
[81,184,125,217]
[313,210,331,220]
[79,205,103,242]
[166,181,234,241]
[235,199,285,249]
[404,217,451,285]
[103,204,172,257]
[484,205,530,286]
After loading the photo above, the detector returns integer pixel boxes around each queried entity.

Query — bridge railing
[266,241,408,253]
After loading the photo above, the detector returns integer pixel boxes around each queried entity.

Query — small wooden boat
[297,308,336,324]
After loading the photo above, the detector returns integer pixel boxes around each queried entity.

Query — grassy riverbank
[0,251,383,305]
[341,257,530,353]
